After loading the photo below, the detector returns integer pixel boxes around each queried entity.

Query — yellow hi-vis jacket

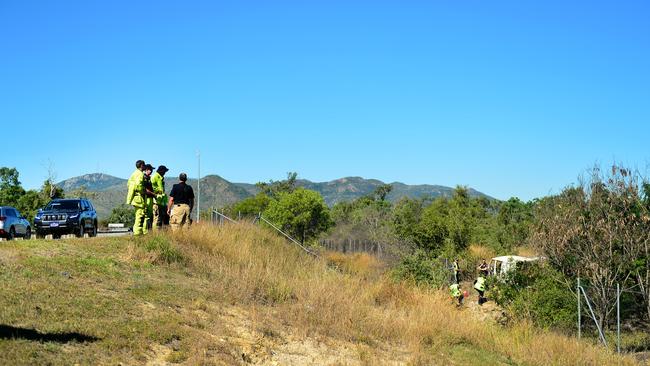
[151,172,167,206]
[449,283,461,298]
[126,169,145,208]
[474,276,486,292]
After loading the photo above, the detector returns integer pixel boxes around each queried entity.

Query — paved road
[0,231,131,241]
[97,231,131,237]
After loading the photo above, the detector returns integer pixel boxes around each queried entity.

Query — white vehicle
[0,206,32,240]
[489,255,541,277]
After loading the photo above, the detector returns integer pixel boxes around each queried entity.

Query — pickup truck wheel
[24,227,31,240]
[90,222,97,237]
[76,223,85,238]
[8,227,15,240]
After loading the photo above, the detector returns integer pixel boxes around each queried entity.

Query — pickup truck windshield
[45,201,80,210]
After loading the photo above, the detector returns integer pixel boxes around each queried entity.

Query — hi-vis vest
[151,172,168,206]
[126,169,145,208]
[449,283,461,298]
[474,276,486,292]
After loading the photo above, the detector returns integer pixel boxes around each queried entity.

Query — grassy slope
[0,224,639,365]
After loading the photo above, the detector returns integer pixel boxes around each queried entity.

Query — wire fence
[319,238,386,257]
[208,207,647,353]
[209,208,317,257]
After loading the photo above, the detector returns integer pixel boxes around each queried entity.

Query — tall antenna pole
[197,150,201,223]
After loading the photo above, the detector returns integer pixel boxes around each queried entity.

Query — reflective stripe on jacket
[126,169,145,208]
[151,172,167,206]
[474,277,486,292]
[449,284,461,298]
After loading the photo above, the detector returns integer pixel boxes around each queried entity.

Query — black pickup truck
[34,199,98,239]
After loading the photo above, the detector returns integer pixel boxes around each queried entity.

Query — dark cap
[157,165,169,173]
[144,164,154,171]
[179,173,187,182]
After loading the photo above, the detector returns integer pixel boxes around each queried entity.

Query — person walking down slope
[143,164,156,233]
[477,259,489,277]
[449,283,464,306]
[126,160,146,236]
[151,165,169,230]
[452,258,461,284]
[167,172,194,232]
[474,275,487,305]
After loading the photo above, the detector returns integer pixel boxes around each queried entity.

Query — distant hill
[57,173,251,220]
[59,173,124,192]
[58,173,492,220]
[292,177,490,206]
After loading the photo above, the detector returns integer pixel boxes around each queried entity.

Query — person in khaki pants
[167,172,195,231]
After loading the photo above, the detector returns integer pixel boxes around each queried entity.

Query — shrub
[141,235,184,265]
[391,249,449,288]
[489,262,576,331]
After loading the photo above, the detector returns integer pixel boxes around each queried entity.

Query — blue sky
[1,1,648,201]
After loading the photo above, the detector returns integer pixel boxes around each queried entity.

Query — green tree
[489,263,577,330]
[107,204,135,227]
[391,197,424,243]
[41,179,64,200]
[256,172,298,200]
[417,198,450,252]
[532,165,646,329]
[446,186,475,251]
[373,184,393,201]
[227,193,271,217]
[0,167,26,206]
[16,190,44,223]
[496,197,533,252]
[264,188,333,243]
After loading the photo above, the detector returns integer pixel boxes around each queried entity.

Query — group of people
[126,160,195,235]
[449,258,489,306]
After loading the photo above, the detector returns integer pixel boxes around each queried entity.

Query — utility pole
[197,150,201,223]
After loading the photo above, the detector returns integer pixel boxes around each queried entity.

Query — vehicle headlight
[69,214,79,219]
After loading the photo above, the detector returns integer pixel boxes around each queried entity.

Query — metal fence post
[577,277,581,339]
[579,285,607,347]
[617,283,621,354]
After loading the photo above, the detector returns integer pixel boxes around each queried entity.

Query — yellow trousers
[133,206,146,236]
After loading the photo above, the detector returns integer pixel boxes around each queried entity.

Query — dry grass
[163,224,635,365]
[468,244,496,261]
[0,223,640,365]
[514,245,540,257]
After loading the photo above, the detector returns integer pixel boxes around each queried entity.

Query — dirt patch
[0,249,21,265]
[145,343,173,366]
[192,306,410,365]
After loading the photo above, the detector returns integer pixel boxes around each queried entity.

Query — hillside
[57,174,251,219]
[58,173,493,219]
[0,224,633,365]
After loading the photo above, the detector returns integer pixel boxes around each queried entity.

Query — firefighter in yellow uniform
[126,160,146,236]
[449,283,464,306]
[474,276,487,305]
[151,165,169,230]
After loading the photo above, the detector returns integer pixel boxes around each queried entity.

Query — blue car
[34,199,98,239]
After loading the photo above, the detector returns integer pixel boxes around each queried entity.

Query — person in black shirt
[143,164,156,232]
[167,172,195,231]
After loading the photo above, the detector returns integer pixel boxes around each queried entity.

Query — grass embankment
[0,224,639,365]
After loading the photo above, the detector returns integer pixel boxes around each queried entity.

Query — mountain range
[58,173,492,219]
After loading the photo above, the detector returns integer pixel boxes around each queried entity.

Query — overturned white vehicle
[489,255,542,277]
